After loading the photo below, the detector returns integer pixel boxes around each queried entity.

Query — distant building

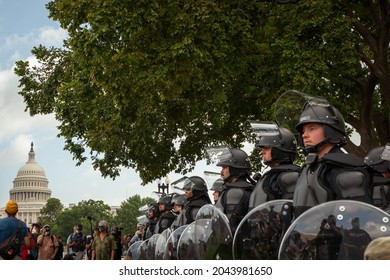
[0,142,51,226]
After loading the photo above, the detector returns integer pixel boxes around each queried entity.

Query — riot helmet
[182,176,211,203]
[171,194,186,214]
[210,178,225,192]
[216,148,251,180]
[274,90,347,153]
[182,176,208,192]
[158,195,172,211]
[171,194,186,207]
[365,146,390,173]
[295,98,347,152]
[216,148,251,170]
[248,121,297,165]
[146,203,160,218]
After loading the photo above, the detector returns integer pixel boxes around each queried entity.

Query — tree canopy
[15,0,390,183]
[54,199,112,238]
[114,195,156,234]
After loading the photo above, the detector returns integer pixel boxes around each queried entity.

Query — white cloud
[0,25,67,70]
[38,26,68,47]
[0,134,33,166]
[0,60,58,143]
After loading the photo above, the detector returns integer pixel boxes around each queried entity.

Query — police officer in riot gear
[248,122,300,210]
[214,148,254,235]
[154,195,176,234]
[210,178,224,204]
[290,94,373,218]
[364,145,390,210]
[142,203,160,240]
[170,194,187,230]
[175,176,212,227]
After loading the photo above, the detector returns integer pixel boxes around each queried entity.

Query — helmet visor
[205,146,230,165]
[274,90,331,133]
[245,120,281,147]
[183,178,196,191]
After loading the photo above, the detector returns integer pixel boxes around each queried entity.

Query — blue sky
[0,0,223,208]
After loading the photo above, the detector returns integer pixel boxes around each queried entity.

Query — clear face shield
[205,146,231,166]
[274,90,333,132]
[245,120,281,164]
[170,176,188,193]
[245,121,281,144]
[170,176,196,199]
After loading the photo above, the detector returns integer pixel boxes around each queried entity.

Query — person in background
[210,178,224,204]
[91,220,117,260]
[66,226,77,255]
[55,235,64,260]
[37,225,58,260]
[68,224,86,260]
[340,217,372,260]
[129,224,144,247]
[85,226,99,260]
[30,223,41,260]
[21,228,35,260]
[0,200,30,260]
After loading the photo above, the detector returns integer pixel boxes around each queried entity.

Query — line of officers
[131,94,390,259]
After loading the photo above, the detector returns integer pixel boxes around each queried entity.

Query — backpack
[0,221,22,260]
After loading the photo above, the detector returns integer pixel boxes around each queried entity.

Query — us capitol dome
[0,142,52,226]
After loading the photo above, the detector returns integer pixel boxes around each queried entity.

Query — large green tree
[113,195,156,235]
[38,197,64,231]
[54,199,112,238]
[14,0,390,183]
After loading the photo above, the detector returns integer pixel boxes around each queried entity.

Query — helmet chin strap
[304,137,331,153]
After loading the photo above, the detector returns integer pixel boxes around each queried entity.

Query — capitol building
[0,142,51,226]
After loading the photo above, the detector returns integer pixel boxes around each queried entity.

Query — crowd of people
[1,91,390,260]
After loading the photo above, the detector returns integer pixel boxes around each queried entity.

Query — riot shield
[145,233,160,260]
[278,200,390,260]
[233,199,293,260]
[137,239,149,260]
[127,240,142,260]
[176,222,199,260]
[155,228,172,260]
[194,204,233,259]
[163,225,188,260]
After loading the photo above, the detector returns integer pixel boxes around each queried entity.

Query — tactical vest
[293,153,373,218]
[216,180,253,234]
[154,212,176,234]
[249,164,300,210]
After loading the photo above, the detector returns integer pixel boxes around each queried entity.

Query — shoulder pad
[225,180,254,189]
[322,153,365,167]
[272,164,301,172]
